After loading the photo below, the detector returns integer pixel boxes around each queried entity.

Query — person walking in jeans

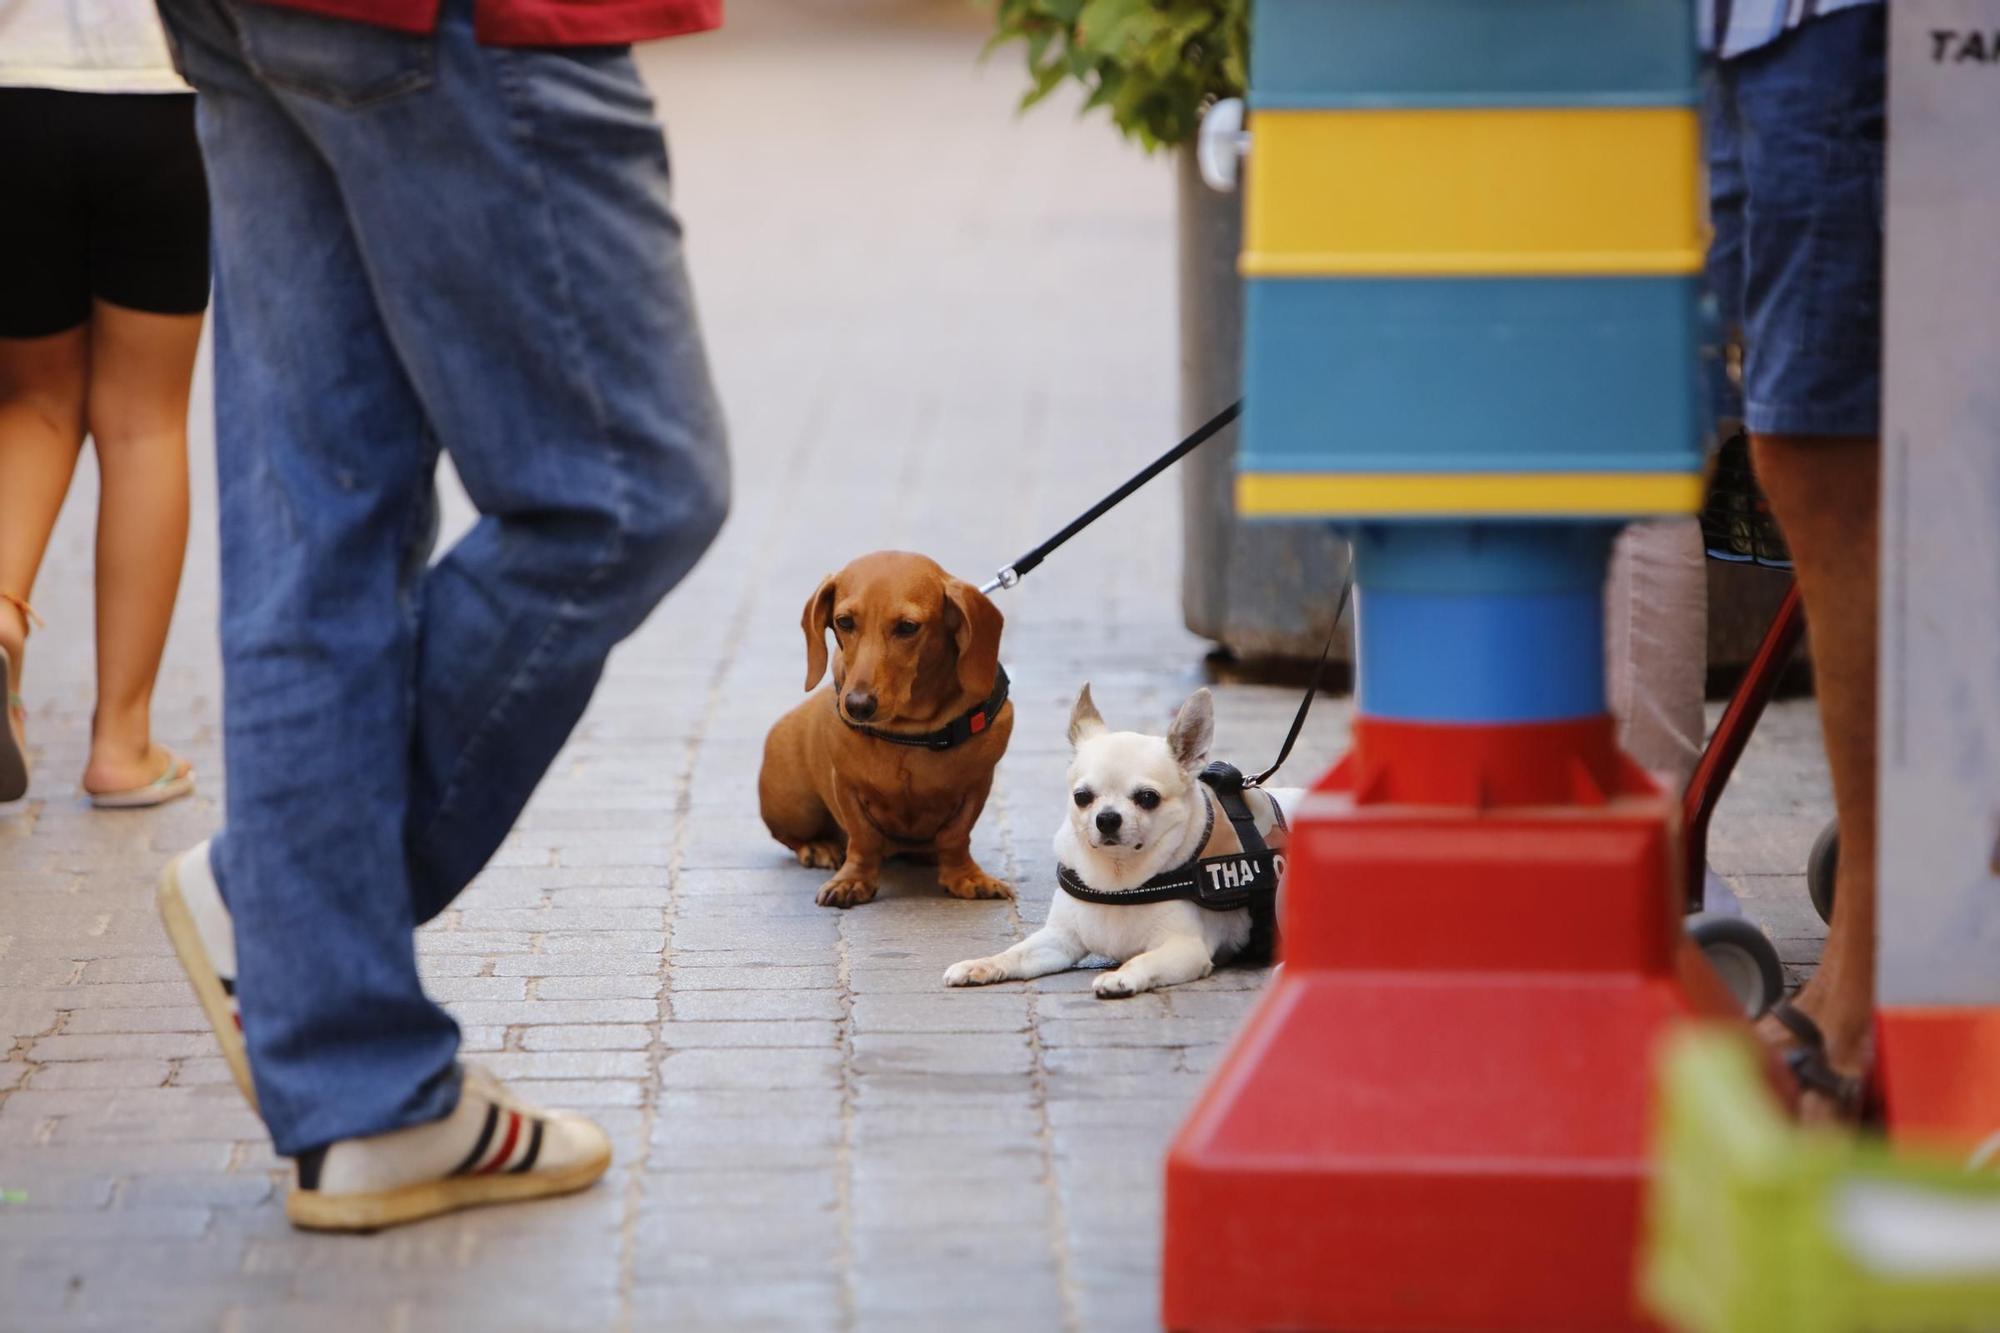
[152,0,729,1230]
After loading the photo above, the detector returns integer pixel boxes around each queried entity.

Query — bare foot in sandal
[1,661,26,803]
[84,739,195,809]
[0,595,38,802]
[1756,986,1875,1125]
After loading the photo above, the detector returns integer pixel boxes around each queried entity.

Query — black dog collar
[1057,762,1285,913]
[841,665,1009,752]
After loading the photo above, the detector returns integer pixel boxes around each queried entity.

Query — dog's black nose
[844,691,877,721]
[1095,809,1122,836]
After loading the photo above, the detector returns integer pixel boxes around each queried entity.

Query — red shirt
[256,0,719,47]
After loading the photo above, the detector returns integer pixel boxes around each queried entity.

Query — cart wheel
[1807,820,1838,926]
[1687,912,1784,1019]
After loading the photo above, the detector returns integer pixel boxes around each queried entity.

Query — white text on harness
[1204,853,1284,894]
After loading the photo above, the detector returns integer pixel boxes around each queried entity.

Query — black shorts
[0,89,211,339]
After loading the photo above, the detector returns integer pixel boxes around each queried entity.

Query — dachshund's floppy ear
[944,577,1004,698]
[1068,683,1106,748]
[801,574,837,691]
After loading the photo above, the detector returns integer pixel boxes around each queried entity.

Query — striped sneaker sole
[156,858,257,1112]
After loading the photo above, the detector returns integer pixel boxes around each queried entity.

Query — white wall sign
[1879,0,2000,1005]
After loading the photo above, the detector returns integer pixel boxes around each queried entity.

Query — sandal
[88,746,196,810]
[1768,1000,1870,1123]
[0,593,41,803]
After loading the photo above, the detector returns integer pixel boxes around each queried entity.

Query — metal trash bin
[1176,147,1353,665]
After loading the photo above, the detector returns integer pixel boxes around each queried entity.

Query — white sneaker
[157,840,254,1110]
[287,1063,612,1232]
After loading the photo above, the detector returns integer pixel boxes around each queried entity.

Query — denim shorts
[1704,4,1885,439]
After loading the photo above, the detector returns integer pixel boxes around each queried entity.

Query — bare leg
[80,301,201,795]
[944,926,1088,987]
[1750,433,1878,1121]
[0,327,92,730]
[1094,935,1216,999]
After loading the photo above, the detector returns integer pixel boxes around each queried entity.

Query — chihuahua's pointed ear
[944,577,1004,698]
[801,574,837,691]
[1168,689,1214,773]
[1068,683,1106,748]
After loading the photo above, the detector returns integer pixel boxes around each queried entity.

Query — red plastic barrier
[1162,722,1743,1331]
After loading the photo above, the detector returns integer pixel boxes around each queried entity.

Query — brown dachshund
[758,551,1014,908]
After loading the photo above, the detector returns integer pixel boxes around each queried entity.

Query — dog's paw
[815,874,878,909]
[795,842,843,871]
[1093,970,1145,999]
[942,869,1014,902]
[943,958,1003,987]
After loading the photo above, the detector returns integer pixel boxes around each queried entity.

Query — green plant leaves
[983,0,1249,151]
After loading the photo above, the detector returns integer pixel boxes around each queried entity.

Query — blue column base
[1348,522,1617,725]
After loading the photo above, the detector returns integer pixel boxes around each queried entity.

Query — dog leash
[973,395,1351,790]
[978,399,1242,596]
[1242,572,1351,788]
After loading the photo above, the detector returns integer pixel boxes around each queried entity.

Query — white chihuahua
[944,684,1300,999]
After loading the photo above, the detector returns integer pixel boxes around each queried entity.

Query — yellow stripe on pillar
[1236,471,1706,518]
[1243,106,1704,278]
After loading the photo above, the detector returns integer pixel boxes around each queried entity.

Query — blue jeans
[157,0,729,1156]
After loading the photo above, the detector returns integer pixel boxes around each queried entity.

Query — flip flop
[1,594,42,804]
[1,646,25,803]
[88,747,196,810]
[1768,999,1871,1123]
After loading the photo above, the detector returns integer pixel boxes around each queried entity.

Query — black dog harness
[1057,762,1285,912]
[841,666,1010,752]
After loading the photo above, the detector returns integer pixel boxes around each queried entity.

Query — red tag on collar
[970,712,987,734]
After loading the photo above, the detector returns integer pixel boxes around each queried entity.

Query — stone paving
[0,8,1835,1331]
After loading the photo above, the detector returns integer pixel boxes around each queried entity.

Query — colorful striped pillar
[1162,4,1746,1328]
[1236,0,1707,788]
